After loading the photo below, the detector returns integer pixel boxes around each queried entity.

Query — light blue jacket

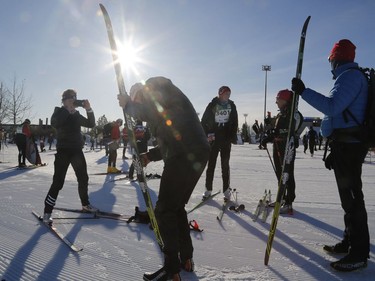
[301,62,368,138]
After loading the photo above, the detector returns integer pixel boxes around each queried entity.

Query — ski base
[32,210,82,252]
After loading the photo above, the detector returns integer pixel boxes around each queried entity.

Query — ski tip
[264,254,270,266]
[303,16,311,29]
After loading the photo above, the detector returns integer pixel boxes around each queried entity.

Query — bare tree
[97,114,109,127]
[0,82,10,124]
[7,75,33,125]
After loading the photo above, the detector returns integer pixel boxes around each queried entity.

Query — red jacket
[22,124,32,138]
[111,123,120,140]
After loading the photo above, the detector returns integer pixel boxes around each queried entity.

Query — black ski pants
[273,141,296,205]
[155,149,209,274]
[15,134,27,165]
[331,141,369,259]
[205,141,231,192]
[44,149,90,213]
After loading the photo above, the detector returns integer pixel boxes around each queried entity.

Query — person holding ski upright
[103,118,123,173]
[43,89,97,224]
[292,39,370,271]
[201,86,238,200]
[118,77,209,281]
[261,90,298,215]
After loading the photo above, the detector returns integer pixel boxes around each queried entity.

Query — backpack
[344,67,375,148]
[126,206,150,224]
[103,123,113,138]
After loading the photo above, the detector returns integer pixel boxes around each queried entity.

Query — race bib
[215,104,231,124]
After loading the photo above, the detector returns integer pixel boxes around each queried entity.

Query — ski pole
[265,146,277,178]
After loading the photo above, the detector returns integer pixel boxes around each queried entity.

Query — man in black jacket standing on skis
[43,89,97,224]
[201,86,238,201]
[118,77,209,281]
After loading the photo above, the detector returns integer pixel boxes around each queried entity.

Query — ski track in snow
[0,143,375,280]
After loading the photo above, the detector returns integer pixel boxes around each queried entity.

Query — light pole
[243,113,248,142]
[262,65,271,120]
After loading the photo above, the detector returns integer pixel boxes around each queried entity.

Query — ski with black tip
[187,191,220,214]
[105,173,161,183]
[54,206,132,220]
[99,3,163,248]
[90,170,128,176]
[32,211,82,252]
[216,198,230,221]
[264,16,311,266]
[6,163,48,170]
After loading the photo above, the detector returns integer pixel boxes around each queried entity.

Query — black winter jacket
[126,77,209,161]
[201,97,238,144]
[51,107,95,150]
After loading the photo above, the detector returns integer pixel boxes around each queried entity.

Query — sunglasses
[62,95,77,101]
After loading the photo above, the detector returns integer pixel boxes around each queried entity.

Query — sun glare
[116,41,141,76]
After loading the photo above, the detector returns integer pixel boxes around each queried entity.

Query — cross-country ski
[32,211,82,252]
[264,16,311,266]
[187,191,220,214]
[99,3,163,248]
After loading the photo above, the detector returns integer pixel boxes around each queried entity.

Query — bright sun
[116,41,141,76]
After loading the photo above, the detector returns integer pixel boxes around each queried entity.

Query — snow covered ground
[0,142,374,281]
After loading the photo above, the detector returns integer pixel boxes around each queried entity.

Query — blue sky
[1,0,375,127]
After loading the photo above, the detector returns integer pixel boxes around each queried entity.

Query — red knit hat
[276,89,293,102]
[328,39,356,62]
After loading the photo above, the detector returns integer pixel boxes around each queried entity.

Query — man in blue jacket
[292,39,369,272]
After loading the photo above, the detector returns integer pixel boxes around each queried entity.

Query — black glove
[324,153,333,170]
[266,129,279,138]
[291,78,306,96]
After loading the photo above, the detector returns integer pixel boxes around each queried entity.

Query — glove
[266,129,279,138]
[291,78,306,96]
[324,153,333,170]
